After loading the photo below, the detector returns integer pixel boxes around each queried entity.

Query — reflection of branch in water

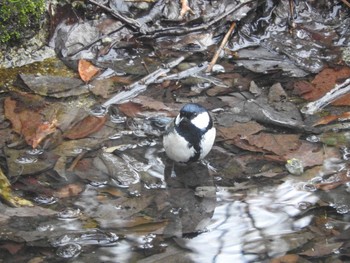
[212,202,235,262]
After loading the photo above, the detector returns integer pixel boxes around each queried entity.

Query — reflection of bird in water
[163,103,216,163]
[162,160,216,238]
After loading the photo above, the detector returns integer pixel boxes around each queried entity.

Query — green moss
[0,0,45,45]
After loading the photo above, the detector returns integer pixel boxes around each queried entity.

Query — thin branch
[101,55,189,108]
[340,0,350,8]
[87,0,148,33]
[206,22,236,73]
[142,0,256,38]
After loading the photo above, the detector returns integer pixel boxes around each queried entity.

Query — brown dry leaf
[313,112,350,126]
[301,67,350,104]
[118,101,143,117]
[244,133,301,156]
[4,96,57,148]
[78,59,100,82]
[217,121,265,140]
[63,115,107,139]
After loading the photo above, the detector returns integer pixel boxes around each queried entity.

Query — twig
[155,62,208,82]
[87,0,148,33]
[101,55,188,108]
[143,0,256,38]
[301,78,350,115]
[340,0,350,8]
[206,22,236,73]
[69,24,125,57]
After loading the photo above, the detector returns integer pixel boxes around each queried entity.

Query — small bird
[163,103,216,163]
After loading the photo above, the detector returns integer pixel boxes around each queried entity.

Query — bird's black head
[179,103,207,120]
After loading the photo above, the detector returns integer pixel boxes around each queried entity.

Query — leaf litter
[1,0,350,262]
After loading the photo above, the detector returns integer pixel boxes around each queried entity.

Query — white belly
[200,127,216,159]
[163,127,216,163]
[163,131,195,163]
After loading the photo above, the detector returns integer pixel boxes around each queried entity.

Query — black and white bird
[163,103,216,163]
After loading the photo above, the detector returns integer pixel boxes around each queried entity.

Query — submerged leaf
[4,95,58,148]
[63,115,107,139]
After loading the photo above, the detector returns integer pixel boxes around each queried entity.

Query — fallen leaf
[4,95,58,148]
[90,76,132,98]
[31,119,58,148]
[217,121,265,140]
[313,112,350,126]
[244,133,301,156]
[132,95,172,112]
[63,115,107,139]
[284,141,339,168]
[78,59,100,82]
[315,171,350,191]
[118,101,142,117]
[0,242,24,255]
[54,183,84,198]
[300,67,350,105]
[300,241,343,257]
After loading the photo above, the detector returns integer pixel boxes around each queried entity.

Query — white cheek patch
[175,115,182,126]
[191,112,210,130]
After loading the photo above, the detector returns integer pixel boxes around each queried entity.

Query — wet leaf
[118,101,143,117]
[54,183,85,198]
[16,74,87,98]
[315,171,350,191]
[300,241,343,257]
[63,115,107,139]
[242,133,301,156]
[4,147,59,180]
[0,242,24,255]
[313,112,350,126]
[78,59,100,82]
[4,96,58,148]
[284,141,339,168]
[217,121,264,140]
[299,67,350,105]
[90,76,132,98]
[132,95,172,112]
